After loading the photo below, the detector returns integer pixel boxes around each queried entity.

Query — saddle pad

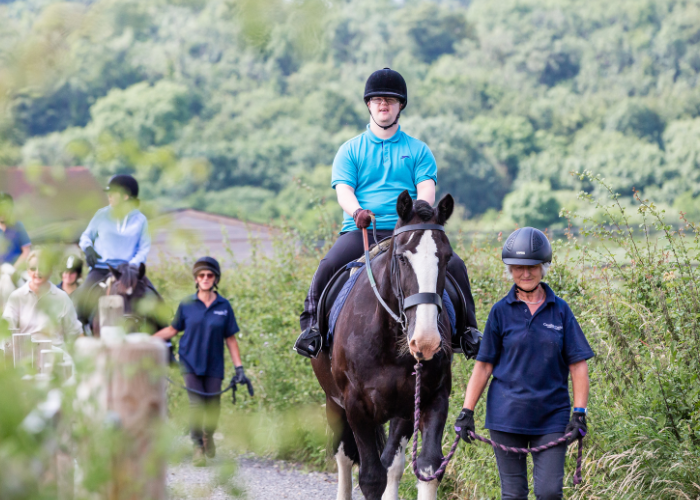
[327,261,457,340]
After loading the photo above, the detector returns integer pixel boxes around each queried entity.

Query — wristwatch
[573,407,587,414]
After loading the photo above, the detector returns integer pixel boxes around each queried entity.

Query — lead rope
[411,362,584,485]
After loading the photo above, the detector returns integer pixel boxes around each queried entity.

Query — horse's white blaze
[335,442,354,500]
[382,437,408,500]
[416,467,439,500]
[404,230,440,356]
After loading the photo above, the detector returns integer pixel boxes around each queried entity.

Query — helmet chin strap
[515,283,541,294]
[369,109,401,130]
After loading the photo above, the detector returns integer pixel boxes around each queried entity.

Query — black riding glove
[231,366,254,397]
[454,408,475,443]
[565,411,587,444]
[84,246,102,268]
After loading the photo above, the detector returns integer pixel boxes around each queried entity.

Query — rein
[361,219,445,334]
[411,362,584,485]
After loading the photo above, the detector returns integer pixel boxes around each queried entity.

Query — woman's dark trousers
[299,229,478,331]
[184,374,223,447]
[490,430,567,500]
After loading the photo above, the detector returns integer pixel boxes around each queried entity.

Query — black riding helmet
[364,68,407,130]
[193,256,221,289]
[502,227,552,266]
[105,174,139,199]
[64,255,84,277]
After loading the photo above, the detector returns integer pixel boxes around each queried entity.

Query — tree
[502,182,561,228]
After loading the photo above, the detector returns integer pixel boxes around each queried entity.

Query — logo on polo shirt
[543,323,563,331]
[213,310,228,316]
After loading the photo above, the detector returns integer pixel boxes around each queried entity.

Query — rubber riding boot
[202,431,216,459]
[293,326,322,358]
[459,327,482,360]
[193,445,206,467]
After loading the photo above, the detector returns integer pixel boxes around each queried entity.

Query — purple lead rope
[411,363,584,485]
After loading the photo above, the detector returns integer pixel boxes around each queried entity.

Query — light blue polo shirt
[332,125,437,233]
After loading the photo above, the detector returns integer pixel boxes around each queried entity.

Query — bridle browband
[363,220,445,335]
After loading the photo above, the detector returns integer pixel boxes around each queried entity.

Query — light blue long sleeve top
[79,207,151,269]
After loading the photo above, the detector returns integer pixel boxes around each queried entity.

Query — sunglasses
[197,272,215,279]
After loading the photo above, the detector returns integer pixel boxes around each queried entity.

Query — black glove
[84,246,102,268]
[565,411,587,444]
[231,366,254,397]
[454,408,475,443]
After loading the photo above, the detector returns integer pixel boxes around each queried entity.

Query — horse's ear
[396,190,413,221]
[436,194,454,225]
[108,264,121,280]
[138,263,146,280]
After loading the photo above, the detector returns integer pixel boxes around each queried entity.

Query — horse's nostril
[415,351,424,359]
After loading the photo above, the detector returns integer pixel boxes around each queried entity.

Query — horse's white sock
[382,437,408,500]
[416,466,439,500]
[335,442,354,500]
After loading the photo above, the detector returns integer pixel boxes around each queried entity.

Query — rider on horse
[75,174,152,323]
[295,68,478,358]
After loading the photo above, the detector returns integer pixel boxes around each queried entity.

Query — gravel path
[168,453,365,499]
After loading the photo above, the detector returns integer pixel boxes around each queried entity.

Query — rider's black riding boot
[294,326,322,358]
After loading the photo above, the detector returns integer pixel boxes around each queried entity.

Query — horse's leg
[380,417,413,500]
[346,403,387,500]
[326,397,358,500]
[415,393,450,500]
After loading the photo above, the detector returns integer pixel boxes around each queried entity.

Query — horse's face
[394,191,454,361]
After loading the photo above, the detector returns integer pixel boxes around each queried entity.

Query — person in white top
[2,250,82,344]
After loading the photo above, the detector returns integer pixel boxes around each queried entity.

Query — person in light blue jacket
[75,174,152,322]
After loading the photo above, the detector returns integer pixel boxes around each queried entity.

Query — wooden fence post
[99,296,125,329]
[106,335,167,500]
[32,338,53,371]
[13,333,32,366]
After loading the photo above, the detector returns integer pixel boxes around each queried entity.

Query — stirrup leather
[293,326,322,359]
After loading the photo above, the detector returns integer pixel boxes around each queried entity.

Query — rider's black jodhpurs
[299,229,478,332]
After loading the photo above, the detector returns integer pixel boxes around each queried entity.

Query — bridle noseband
[363,221,445,335]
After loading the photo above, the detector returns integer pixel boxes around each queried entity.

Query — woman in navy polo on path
[454,227,594,500]
[155,257,252,466]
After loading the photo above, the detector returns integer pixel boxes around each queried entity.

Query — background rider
[57,255,83,298]
[75,174,151,321]
[154,257,253,467]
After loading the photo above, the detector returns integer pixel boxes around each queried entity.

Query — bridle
[362,219,445,336]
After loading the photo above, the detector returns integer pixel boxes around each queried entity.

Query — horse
[311,190,456,500]
[89,262,166,337]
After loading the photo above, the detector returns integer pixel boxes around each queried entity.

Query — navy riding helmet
[193,256,221,284]
[502,227,552,266]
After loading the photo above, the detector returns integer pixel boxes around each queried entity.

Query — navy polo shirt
[477,283,594,434]
[1,222,31,265]
[172,293,240,378]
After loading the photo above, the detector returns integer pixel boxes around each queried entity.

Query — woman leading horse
[312,191,456,500]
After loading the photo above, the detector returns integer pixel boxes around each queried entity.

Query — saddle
[316,239,472,355]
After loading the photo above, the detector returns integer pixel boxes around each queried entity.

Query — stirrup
[293,326,322,359]
[459,327,482,360]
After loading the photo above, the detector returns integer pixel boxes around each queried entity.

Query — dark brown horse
[91,263,166,337]
[311,191,455,500]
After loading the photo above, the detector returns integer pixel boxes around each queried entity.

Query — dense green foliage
[3,0,700,230]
